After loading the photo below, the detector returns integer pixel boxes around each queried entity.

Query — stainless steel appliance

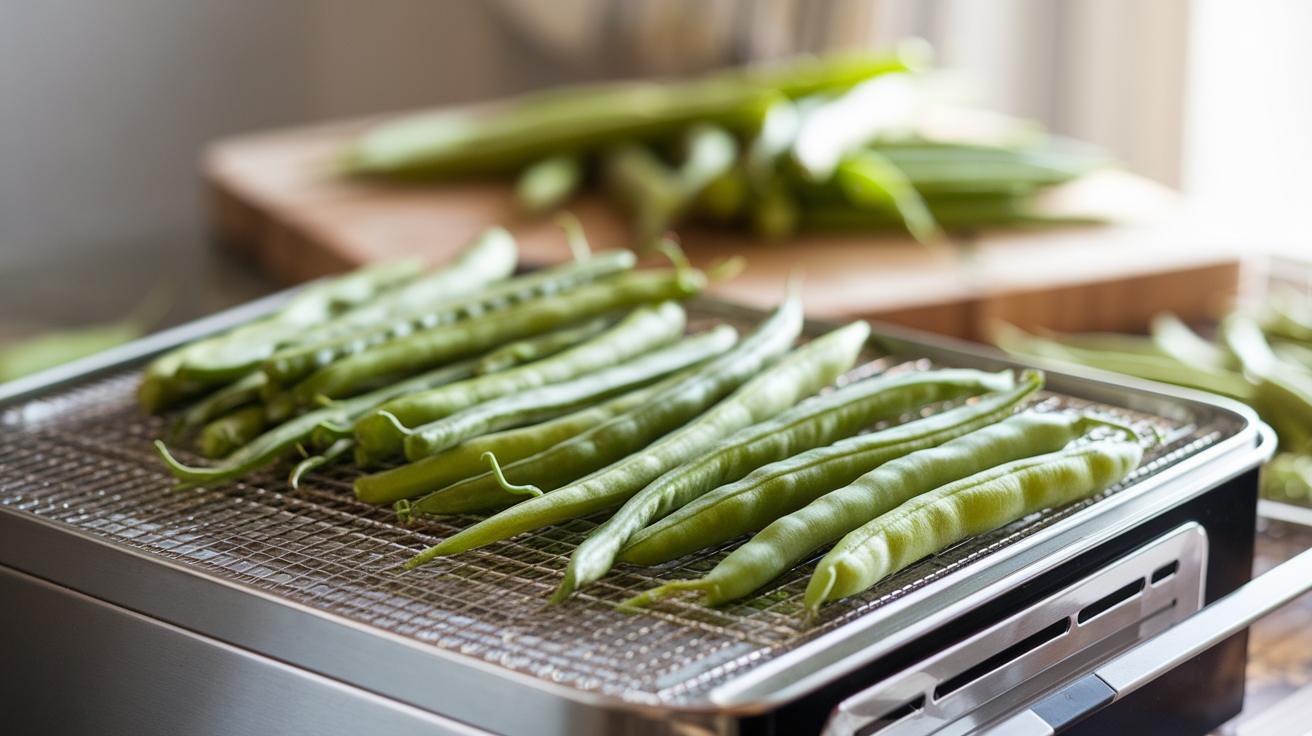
[0,296,1290,735]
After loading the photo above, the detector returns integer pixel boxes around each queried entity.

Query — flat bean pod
[401,292,806,567]
[354,301,688,464]
[264,250,638,386]
[558,362,1019,601]
[618,370,1044,566]
[292,267,705,405]
[154,357,483,488]
[354,376,681,506]
[806,440,1143,613]
[626,410,1128,608]
[404,326,738,461]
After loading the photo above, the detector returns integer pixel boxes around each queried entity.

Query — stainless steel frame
[0,295,1277,736]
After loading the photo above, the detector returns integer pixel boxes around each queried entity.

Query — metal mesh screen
[0,309,1241,705]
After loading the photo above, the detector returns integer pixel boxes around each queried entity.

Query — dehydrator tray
[0,297,1266,731]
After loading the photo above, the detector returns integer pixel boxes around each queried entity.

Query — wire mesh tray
[0,301,1247,706]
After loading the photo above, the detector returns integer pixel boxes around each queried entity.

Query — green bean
[625,410,1129,608]
[1220,313,1312,450]
[994,323,1256,402]
[558,362,1026,601]
[404,326,738,461]
[806,439,1142,613]
[618,370,1044,566]
[1150,313,1232,370]
[154,357,483,488]
[354,378,678,506]
[1274,340,1312,371]
[292,267,706,405]
[197,405,269,459]
[401,292,807,566]
[171,371,267,439]
[602,144,686,247]
[516,155,584,214]
[874,143,1105,195]
[264,250,638,386]
[288,438,355,490]
[350,50,914,178]
[290,228,518,348]
[353,301,689,464]
[473,319,609,375]
[790,74,917,182]
[835,150,940,244]
[176,258,425,385]
[1264,296,1312,343]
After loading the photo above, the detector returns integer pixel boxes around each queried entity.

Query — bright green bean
[154,357,483,488]
[171,371,267,439]
[558,362,1022,601]
[176,258,424,386]
[263,250,638,386]
[404,326,738,461]
[198,405,269,459]
[354,377,679,506]
[806,439,1142,613]
[473,318,609,376]
[350,50,914,177]
[625,410,1131,608]
[353,301,689,465]
[288,438,355,490]
[401,292,807,566]
[618,370,1044,566]
[292,266,706,405]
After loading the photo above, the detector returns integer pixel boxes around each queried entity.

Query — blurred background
[0,0,1309,333]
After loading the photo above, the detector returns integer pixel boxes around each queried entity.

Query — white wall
[0,1,513,269]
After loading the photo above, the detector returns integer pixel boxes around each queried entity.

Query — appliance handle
[981,536,1312,735]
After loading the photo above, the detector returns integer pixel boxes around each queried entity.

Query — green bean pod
[401,292,806,566]
[350,50,913,178]
[197,405,269,459]
[618,370,1044,566]
[171,371,267,438]
[474,319,608,375]
[176,258,425,385]
[626,410,1130,608]
[264,250,638,386]
[354,301,689,464]
[994,323,1256,402]
[516,154,584,214]
[292,267,706,405]
[404,326,738,461]
[289,438,355,490]
[354,378,677,506]
[806,439,1143,613]
[154,357,483,488]
[557,362,1024,601]
[291,228,518,348]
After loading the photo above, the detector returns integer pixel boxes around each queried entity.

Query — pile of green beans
[554,364,1015,601]
[147,223,713,491]
[623,410,1135,609]
[993,299,1312,507]
[347,48,1109,247]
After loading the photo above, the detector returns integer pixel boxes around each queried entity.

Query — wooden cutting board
[205,116,1242,341]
